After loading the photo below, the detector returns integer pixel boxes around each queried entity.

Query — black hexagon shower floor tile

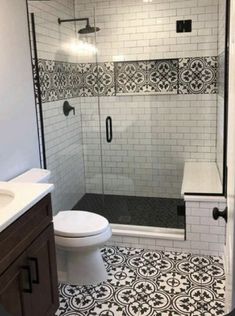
[55,246,225,316]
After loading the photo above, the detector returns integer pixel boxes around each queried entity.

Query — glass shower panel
[27,0,104,214]
[95,3,185,229]
[217,0,227,188]
[94,0,226,228]
[71,7,106,214]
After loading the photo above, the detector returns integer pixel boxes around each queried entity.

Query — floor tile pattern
[55,246,225,316]
[73,194,185,229]
[179,57,217,94]
[115,59,178,95]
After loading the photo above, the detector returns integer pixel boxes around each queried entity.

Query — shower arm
[58,17,89,25]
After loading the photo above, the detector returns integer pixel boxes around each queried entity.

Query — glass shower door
[95,25,185,230]
[98,95,137,225]
[71,9,106,215]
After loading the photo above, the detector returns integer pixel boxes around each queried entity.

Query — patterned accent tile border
[55,246,225,316]
[81,62,115,97]
[38,59,115,102]
[179,56,217,94]
[38,56,218,103]
[115,59,178,95]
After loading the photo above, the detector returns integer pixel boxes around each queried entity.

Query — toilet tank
[10,168,51,183]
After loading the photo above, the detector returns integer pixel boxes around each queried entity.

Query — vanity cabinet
[0,195,59,316]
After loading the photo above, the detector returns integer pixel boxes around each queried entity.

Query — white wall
[0,0,40,181]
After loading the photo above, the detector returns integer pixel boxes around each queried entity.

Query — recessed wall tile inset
[38,56,218,103]
[83,62,115,97]
[149,59,178,94]
[179,57,217,94]
[115,59,178,95]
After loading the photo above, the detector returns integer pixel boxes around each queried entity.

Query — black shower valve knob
[63,101,75,116]
[212,207,227,222]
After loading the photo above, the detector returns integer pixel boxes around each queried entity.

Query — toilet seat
[53,210,109,238]
[55,226,112,250]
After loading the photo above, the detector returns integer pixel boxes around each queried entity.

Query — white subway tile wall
[28,0,86,213]
[217,94,225,181]
[75,0,219,62]
[218,0,226,56]
[216,0,226,181]
[74,0,221,198]
[82,94,217,198]
[28,0,77,62]
[106,199,226,256]
[43,98,85,213]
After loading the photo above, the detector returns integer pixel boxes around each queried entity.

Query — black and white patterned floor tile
[55,246,225,316]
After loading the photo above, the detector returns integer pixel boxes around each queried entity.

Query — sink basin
[0,190,14,208]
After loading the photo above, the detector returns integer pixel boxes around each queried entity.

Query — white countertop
[181,162,223,198]
[0,181,54,233]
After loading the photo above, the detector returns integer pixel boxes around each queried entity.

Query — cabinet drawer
[0,194,52,276]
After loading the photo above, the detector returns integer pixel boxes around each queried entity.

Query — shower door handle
[106,116,113,143]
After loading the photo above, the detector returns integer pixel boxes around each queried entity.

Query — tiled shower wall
[75,0,220,198]
[29,0,224,211]
[28,0,86,213]
[216,0,226,181]
[82,95,217,197]
[75,0,219,61]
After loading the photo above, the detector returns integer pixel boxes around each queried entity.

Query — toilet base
[56,247,108,286]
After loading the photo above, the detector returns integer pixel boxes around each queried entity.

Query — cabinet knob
[213,207,227,222]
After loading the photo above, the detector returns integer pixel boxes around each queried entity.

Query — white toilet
[10,168,112,286]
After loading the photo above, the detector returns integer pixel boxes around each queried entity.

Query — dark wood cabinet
[0,252,31,316]
[27,225,58,316]
[0,195,59,316]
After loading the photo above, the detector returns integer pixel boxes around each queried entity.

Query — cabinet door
[0,253,32,316]
[27,224,59,316]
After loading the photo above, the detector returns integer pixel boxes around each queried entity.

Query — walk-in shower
[27,0,228,237]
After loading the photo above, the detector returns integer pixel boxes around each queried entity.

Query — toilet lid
[53,211,109,237]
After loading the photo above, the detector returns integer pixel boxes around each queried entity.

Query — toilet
[10,168,112,286]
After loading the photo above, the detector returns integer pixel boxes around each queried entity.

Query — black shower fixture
[58,17,100,34]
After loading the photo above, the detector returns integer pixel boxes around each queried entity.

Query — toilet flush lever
[212,207,227,222]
